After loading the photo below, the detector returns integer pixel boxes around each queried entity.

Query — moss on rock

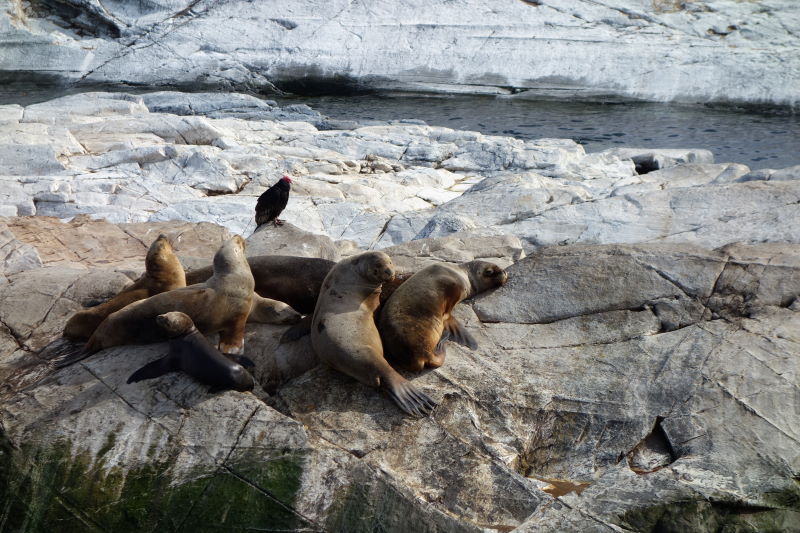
[0,437,310,532]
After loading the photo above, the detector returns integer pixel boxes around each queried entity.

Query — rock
[413,212,477,240]
[246,222,342,260]
[506,180,800,250]
[382,232,526,271]
[602,148,715,173]
[473,244,718,328]
[0,220,798,531]
[2,2,799,105]
[738,164,800,183]
[0,223,42,276]
[0,144,67,176]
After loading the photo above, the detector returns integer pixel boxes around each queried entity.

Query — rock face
[0,90,799,531]
[2,1,800,105]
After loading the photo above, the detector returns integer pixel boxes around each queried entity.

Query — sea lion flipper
[441,317,478,350]
[383,373,436,417]
[52,345,92,369]
[280,315,312,343]
[223,353,255,369]
[127,356,177,384]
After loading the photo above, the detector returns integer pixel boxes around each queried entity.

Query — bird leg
[273,219,285,226]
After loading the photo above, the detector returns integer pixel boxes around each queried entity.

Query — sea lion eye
[484,269,493,276]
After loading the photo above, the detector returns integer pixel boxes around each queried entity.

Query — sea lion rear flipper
[440,317,478,350]
[279,315,312,343]
[51,344,92,369]
[127,356,177,384]
[382,370,438,417]
[9,337,84,392]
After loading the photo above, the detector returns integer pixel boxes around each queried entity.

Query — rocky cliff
[0,91,799,531]
[2,1,799,104]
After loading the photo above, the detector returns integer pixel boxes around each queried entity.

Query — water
[279,94,800,170]
[2,85,797,170]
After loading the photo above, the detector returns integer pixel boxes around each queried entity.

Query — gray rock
[413,212,477,240]
[0,144,67,176]
[738,164,800,182]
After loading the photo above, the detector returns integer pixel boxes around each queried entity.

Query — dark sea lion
[379,261,508,371]
[311,251,437,416]
[186,255,335,315]
[127,312,254,392]
[63,234,186,340]
[54,236,254,368]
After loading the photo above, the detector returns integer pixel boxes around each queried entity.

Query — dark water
[3,85,797,170]
[280,95,800,170]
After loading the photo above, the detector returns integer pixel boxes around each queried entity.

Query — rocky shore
[0,91,799,531]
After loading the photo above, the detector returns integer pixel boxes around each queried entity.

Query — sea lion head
[355,251,395,284]
[156,311,195,337]
[462,260,508,295]
[213,235,247,274]
[145,234,174,271]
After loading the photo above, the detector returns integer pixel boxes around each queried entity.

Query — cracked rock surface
[1,216,798,532]
[2,1,800,104]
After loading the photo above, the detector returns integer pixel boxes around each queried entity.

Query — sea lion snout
[495,269,509,286]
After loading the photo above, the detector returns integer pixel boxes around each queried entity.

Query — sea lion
[379,261,508,371]
[185,255,335,315]
[63,234,186,340]
[54,236,254,368]
[127,312,254,392]
[280,269,414,343]
[311,251,437,416]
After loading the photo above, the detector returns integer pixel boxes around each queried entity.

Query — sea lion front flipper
[127,356,179,384]
[440,317,478,351]
[218,311,248,355]
[279,315,312,343]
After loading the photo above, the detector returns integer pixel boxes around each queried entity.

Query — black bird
[255,175,292,227]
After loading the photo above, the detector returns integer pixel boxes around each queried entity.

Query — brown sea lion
[311,251,437,416]
[127,312,254,392]
[185,255,335,315]
[379,261,508,371]
[63,234,186,340]
[280,269,413,343]
[54,236,254,368]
